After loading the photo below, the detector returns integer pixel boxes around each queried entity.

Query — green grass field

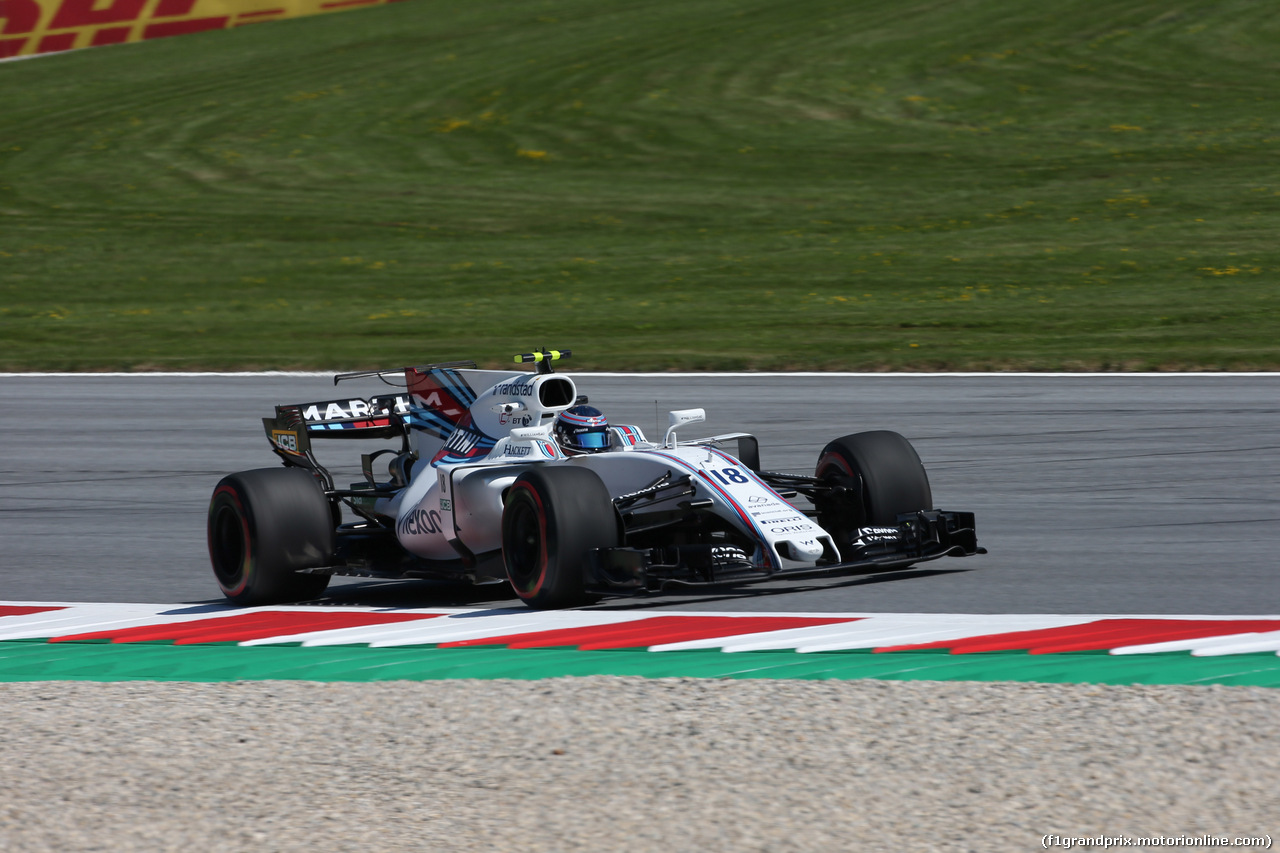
[2,0,1278,371]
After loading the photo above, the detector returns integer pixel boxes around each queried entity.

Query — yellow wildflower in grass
[517,149,549,160]
[437,118,470,133]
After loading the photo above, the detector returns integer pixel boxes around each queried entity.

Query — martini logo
[415,390,465,417]
[444,430,479,456]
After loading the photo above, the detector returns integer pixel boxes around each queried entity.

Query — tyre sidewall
[816,430,933,527]
[502,466,618,609]
[207,467,334,605]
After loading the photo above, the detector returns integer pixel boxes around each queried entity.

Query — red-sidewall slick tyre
[502,465,619,609]
[207,467,334,606]
[815,430,933,527]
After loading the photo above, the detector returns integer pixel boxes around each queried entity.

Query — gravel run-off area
[2,678,1277,852]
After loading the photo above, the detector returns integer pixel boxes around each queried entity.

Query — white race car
[208,350,984,608]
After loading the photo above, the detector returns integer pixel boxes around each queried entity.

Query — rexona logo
[0,0,409,60]
[397,507,442,537]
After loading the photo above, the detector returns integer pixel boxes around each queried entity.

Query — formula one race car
[207,350,984,609]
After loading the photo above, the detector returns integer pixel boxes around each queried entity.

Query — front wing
[586,509,984,593]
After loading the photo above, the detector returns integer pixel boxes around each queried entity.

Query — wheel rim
[210,500,249,591]
[504,491,546,594]
[816,452,865,557]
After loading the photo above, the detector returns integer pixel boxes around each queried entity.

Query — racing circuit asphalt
[1,373,1277,614]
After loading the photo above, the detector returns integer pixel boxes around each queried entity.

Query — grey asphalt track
[2,373,1277,613]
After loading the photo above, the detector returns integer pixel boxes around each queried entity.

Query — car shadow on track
[269,567,973,612]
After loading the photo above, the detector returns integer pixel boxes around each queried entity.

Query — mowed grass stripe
[2,0,1278,371]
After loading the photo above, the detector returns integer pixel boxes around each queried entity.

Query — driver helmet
[554,405,610,454]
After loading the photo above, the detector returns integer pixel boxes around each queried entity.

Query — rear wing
[261,392,419,491]
[264,394,410,444]
[262,353,566,474]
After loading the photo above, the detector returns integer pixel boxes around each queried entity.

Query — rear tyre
[502,466,619,609]
[208,467,334,606]
[815,431,933,560]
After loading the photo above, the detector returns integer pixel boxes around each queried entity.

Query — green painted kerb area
[2,641,1280,686]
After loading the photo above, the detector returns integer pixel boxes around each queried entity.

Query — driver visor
[577,432,609,449]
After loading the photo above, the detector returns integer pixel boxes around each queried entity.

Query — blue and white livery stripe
[648,450,777,570]
[704,447,799,505]
[438,369,478,406]
[406,409,461,440]
[613,425,643,446]
[559,409,608,427]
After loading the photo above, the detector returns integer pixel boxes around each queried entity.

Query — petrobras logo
[856,526,901,544]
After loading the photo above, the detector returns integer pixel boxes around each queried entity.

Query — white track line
[1113,630,1280,657]
[4,372,1280,379]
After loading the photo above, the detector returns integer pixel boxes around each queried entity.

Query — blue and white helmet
[554,405,610,454]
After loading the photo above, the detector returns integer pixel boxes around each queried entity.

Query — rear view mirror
[663,408,706,447]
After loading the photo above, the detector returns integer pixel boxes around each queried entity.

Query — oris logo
[768,524,814,534]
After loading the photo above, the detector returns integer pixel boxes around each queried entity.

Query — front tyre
[208,467,334,606]
[815,431,933,564]
[502,466,619,609]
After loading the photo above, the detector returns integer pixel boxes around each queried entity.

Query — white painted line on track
[789,618,1094,654]
[0,604,230,641]
[656,616,1095,654]
[1112,630,1280,657]
[4,372,1280,379]
[239,610,653,648]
